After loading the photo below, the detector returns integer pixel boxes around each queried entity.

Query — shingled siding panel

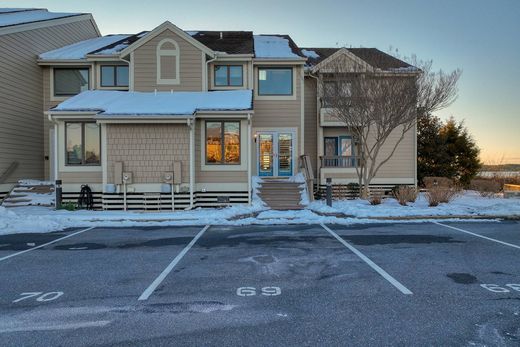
[133,29,204,92]
[106,124,190,184]
[0,19,98,183]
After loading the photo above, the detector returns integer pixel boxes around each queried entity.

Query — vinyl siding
[133,29,204,92]
[59,171,102,184]
[304,77,318,177]
[0,19,98,183]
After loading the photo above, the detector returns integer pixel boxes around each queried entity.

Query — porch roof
[50,90,253,116]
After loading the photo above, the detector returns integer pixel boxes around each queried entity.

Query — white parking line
[0,227,95,263]
[320,224,413,295]
[433,222,520,250]
[138,225,211,301]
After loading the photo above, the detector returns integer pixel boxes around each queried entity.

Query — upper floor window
[215,65,243,86]
[101,65,129,87]
[322,80,351,108]
[156,38,180,85]
[65,122,100,166]
[258,67,292,95]
[54,68,89,96]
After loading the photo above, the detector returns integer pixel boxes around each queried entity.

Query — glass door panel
[258,134,274,176]
[278,133,293,176]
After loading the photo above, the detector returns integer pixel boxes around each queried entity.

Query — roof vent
[219,31,223,40]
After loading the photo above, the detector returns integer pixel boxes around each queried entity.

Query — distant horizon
[2,0,518,164]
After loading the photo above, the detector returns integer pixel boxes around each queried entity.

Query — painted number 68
[480,284,520,293]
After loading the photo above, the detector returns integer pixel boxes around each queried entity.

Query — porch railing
[320,156,358,168]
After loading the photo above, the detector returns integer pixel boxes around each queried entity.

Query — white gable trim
[311,48,373,73]
[119,21,215,58]
[0,13,100,36]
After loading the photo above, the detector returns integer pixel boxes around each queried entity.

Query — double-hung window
[53,68,89,96]
[100,65,129,87]
[65,122,101,166]
[258,67,293,95]
[205,121,241,165]
[214,65,243,86]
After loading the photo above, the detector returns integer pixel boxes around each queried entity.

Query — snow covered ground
[309,191,520,218]
[0,191,518,235]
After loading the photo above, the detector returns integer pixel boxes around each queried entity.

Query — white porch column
[53,122,59,181]
[188,118,195,209]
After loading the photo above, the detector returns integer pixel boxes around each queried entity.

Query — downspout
[247,113,252,205]
[205,54,217,91]
[188,117,195,209]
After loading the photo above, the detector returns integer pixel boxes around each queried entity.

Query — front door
[257,131,294,177]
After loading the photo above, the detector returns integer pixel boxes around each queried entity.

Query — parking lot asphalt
[0,221,519,346]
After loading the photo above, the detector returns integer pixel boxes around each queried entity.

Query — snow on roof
[52,90,253,116]
[301,49,320,59]
[253,35,301,59]
[39,35,131,60]
[0,8,82,28]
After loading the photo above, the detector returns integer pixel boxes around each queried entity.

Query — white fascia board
[37,59,91,65]
[0,13,98,36]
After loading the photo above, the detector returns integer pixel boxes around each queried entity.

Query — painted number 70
[12,292,64,303]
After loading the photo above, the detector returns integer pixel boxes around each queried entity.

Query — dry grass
[393,185,418,206]
[469,179,501,197]
[423,176,454,188]
[425,185,460,207]
[369,192,383,205]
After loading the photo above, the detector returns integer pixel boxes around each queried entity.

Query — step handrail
[0,161,18,184]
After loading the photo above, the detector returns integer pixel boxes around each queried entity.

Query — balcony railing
[320,156,358,168]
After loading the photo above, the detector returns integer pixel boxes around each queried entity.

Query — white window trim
[200,120,248,172]
[156,38,180,85]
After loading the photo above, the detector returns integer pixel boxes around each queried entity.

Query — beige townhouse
[0,8,100,200]
[10,15,417,210]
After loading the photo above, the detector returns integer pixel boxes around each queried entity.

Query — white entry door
[257,131,294,177]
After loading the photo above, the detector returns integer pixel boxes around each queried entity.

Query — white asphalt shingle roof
[52,90,253,116]
[0,8,82,28]
[39,35,131,60]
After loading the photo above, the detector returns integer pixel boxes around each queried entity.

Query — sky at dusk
[3,0,519,163]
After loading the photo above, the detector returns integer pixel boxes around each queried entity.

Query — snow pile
[301,49,319,59]
[52,90,253,116]
[309,191,520,218]
[0,9,80,28]
[254,35,301,59]
[286,173,310,205]
[39,35,131,60]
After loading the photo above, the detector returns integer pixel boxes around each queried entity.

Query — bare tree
[321,52,461,198]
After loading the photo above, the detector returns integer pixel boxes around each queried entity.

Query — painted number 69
[236,286,281,297]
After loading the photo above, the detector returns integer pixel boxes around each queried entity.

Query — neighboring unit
[0,8,100,200]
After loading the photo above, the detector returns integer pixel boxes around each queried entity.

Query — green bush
[59,201,77,211]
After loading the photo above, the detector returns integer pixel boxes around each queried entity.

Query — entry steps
[1,180,55,208]
[257,179,304,210]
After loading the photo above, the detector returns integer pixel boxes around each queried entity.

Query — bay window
[65,122,100,166]
[206,121,240,165]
